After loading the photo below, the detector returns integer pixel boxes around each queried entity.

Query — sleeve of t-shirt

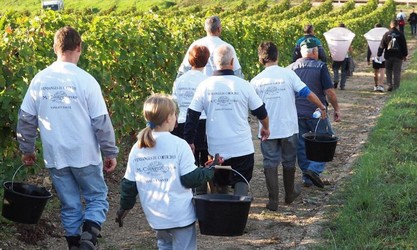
[320,64,334,90]
[188,83,205,112]
[87,77,108,119]
[178,139,197,176]
[247,81,264,110]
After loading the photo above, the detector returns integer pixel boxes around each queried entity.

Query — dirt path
[2,39,416,250]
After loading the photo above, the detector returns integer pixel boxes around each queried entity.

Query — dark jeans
[385,57,403,90]
[411,23,417,35]
[332,59,348,89]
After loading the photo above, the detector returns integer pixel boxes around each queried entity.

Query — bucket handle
[212,165,251,192]
[10,164,26,192]
[313,117,334,140]
[9,164,51,193]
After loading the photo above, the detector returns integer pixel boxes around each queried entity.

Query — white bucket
[324,27,355,62]
[364,27,389,61]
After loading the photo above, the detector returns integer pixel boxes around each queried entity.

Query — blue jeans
[48,164,109,236]
[332,59,348,89]
[260,134,298,170]
[156,223,197,250]
[297,117,334,182]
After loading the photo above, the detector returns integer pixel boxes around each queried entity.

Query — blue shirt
[289,58,333,117]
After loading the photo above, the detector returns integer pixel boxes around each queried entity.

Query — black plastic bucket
[2,181,52,224]
[193,194,252,236]
[303,132,339,162]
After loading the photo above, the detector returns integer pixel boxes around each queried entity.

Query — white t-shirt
[172,70,208,123]
[178,36,242,76]
[251,65,306,139]
[189,74,263,159]
[124,132,197,230]
[21,61,108,169]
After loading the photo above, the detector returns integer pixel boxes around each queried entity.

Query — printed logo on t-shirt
[41,85,77,110]
[134,155,177,183]
[209,91,239,110]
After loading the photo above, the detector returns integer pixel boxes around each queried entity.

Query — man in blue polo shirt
[289,38,341,188]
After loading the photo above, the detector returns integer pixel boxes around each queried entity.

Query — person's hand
[115,208,130,227]
[21,153,36,166]
[104,157,117,173]
[260,127,270,141]
[205,154,225,169]
[320,109,327,120]
[334,110,342,122]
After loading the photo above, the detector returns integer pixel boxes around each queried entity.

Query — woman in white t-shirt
[172,45,210,175]
[115,94,214,250]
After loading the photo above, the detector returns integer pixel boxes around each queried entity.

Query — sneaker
[304,170,324,188]
[373,86,378,91]
[377,85,384,92]
[333,82,338,89]
[388,86,393,92]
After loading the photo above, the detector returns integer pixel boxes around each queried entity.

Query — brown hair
[258,41,278,65]
[137,93,177,148]
[188,45,210,68]
[53,26,81,53]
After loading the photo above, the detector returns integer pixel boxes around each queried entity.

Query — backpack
[387,34,400,51]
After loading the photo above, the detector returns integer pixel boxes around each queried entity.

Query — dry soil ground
[1,39,416,250]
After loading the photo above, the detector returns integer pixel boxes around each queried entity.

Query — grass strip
[323,53,417,248]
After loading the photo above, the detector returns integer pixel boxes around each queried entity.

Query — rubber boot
[283,167,301,204]
[79,220,101,250]
[234,182,248,196]
[264,167,278,211]
[66,235,80,250]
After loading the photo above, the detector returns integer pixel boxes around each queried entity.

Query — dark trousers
[385,57,403,90]
[411,23,417,35]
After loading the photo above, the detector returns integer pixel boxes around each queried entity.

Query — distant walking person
[377,19,408,91]
[292,24,327,63]
[408,9,417,36]
[331,23,353,90]
[177,16,243,78]
[397,9,406,33]
[366,23,386,92]
[16,26,119,250]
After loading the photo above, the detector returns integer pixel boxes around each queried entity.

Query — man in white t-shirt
[251,41,326,211]
[177,16,244,78]
[184,44,270,195]
[16,26,118,249]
